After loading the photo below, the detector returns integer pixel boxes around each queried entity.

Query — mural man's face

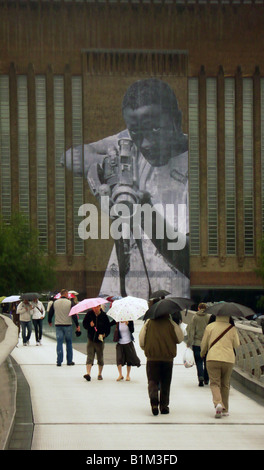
[123,104,179,167]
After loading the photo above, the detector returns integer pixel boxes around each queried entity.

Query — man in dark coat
[82,305,111,381]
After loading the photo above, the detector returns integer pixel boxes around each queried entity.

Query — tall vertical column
[199,65,208,266]
[217,65,226,266]
[9,63,19,213]
[64,64,74,265]
[235,66,244,267]
[253,66,262,263]
[46,64,56,255]
[28,63,37,229]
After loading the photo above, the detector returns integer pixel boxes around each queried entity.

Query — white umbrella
[1,295,21,303]
[107,296,148,322]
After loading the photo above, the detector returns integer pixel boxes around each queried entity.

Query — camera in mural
[97,138,140,213]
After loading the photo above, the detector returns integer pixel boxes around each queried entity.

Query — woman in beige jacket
[200,316,240,418]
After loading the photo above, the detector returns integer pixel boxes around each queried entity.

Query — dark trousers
[146,360,173,411]
[32,319,43,343]
[193,345,209,382]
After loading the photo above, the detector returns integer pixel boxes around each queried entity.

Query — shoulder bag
[209,324,233,350]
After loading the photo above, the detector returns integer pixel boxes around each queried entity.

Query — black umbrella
[204,302,254,318]
[143,297,194,321]
[21,292,41,301]
[149,290,170,300]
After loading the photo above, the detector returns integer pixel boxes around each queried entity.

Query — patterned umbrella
[107,296,148,322]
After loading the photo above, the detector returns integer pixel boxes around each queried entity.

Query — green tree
[0,212,57,295]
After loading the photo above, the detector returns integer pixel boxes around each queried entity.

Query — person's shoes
[198,380,204,387]
[57,363,62,367]
[222,409,229,416]
[215,403,223,418]
[97,375,103,380]
[116,376,124,381]
[83,374,91,381]
[67,362,75,366]
[160,407,170,414]
[204,380,209,385]
[125,377,131,381]
[151,405,159,416]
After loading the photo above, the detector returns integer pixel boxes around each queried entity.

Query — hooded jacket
[186,308,211,347]
[200,316,240,364]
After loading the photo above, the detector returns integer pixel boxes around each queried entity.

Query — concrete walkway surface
[10,321,264,451]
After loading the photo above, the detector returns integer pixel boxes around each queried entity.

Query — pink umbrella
[69,297,110,316]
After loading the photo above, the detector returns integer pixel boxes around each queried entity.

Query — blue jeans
[55,325,73,365]
[21,321,32,344]
[193,345,209,382]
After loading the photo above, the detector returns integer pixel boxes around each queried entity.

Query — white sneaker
[222,411,229,416]
[215,403,222,418]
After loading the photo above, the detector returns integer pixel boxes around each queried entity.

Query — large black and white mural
[67,78,190,300]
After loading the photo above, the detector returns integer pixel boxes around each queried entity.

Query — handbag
[209,324,233,350]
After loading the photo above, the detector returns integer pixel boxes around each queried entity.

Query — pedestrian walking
[17,299,34,345]
[83,305,111,381]
[139,314,184,416]
[113,320,141,381]
[32,298,45,345]
[200,315,240,418]
[48,289,80,366]
[186,302,211,386]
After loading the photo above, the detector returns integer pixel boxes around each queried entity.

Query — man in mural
[67,78,189,300]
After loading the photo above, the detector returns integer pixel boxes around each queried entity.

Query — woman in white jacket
[200,315,240,418]
[32,299,45,345]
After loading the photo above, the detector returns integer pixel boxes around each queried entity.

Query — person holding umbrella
[113,320,141,381]
[83,304,111,381]
[139,300,184,416]
[106,295,146,381]
[200,305,241,418]
[17,298,34,346]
